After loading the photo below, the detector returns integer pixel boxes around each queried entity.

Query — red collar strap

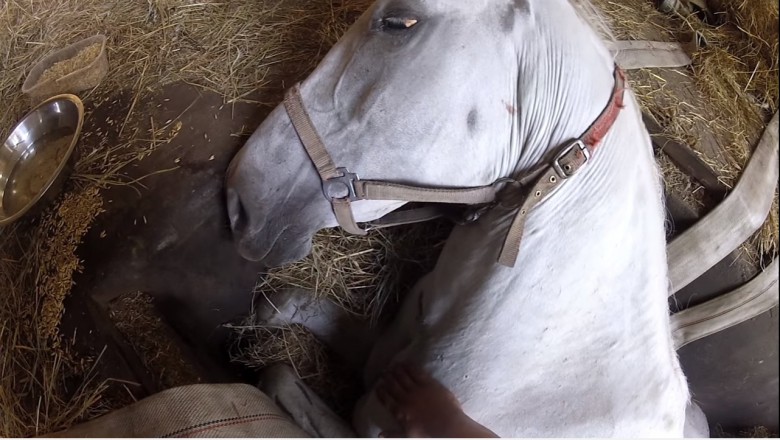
[584,68,627,147]
[496,67,626,265]
[284,67,627,267]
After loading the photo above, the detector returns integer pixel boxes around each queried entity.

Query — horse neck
[488,12,671,303]
[512,94,668,297]
[514,57,616,172]
[430,4,671,313]
[433,91,669,329]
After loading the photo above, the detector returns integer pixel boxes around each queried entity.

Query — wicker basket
[21,35,108,104]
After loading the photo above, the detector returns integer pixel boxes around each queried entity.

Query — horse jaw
[225,105,408,266]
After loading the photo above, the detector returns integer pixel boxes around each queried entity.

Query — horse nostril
[226,156,240,184]
[226,188,247,233]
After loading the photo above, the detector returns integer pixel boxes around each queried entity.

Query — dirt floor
[64,77,450,417]
[72,82,269,374]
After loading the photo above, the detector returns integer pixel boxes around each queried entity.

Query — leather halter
[284,67,626,267]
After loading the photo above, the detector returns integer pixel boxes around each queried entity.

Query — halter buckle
[323,168,361,201]
[553,140,590,179]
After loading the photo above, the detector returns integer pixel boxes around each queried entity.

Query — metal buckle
[552,140,590,179]
[323,167,360,201]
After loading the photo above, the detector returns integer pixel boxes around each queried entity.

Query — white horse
[226,0,692,436]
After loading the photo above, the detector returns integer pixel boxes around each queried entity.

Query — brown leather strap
[284,84,510,234]
[332,199,367,235]
[285,85,367,235]
[355,181,502,205]
[366,206,448,229]
[497,68,626,266]
[498,165,567,265]
[284,66,627,268]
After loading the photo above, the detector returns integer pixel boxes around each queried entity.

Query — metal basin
[0,94,84,226]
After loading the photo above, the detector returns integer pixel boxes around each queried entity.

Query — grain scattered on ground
[109,292,203,390]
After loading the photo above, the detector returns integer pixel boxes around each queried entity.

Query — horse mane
[568,0,617,46]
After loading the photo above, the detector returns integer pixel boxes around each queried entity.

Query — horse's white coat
[226,0,691,436]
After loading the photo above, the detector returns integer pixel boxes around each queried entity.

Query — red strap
[582,68,626,149]
[497,66,627,267]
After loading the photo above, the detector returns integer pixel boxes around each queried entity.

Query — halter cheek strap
[284,67,626,267]
[284,87,507,235]
[283,90,367,235]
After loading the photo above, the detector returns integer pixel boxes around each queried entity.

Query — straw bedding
[0,0,370,435]
[590,0,779,261]
[0,186,106,437]
[229,222,450,414]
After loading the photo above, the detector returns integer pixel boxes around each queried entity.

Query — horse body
[357,89,688,437]
[226,0,690,436]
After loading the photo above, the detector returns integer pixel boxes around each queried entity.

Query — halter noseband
[283,67,626,267]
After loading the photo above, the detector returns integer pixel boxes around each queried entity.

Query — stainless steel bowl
[0,94,84,226]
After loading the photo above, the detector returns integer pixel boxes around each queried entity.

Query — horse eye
[381,16,418,30]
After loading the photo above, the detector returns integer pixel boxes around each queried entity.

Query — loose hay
[256,223,450,324]
[229,221,450,414]
[740,426,778,438]
[1,0,372,435]
[718,425,779,438]
[1,0,372,141]
[657,151,708,215]
[591,0,779,261]
[229,324,360,416]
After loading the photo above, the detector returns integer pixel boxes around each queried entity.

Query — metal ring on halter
[322,168,361,201]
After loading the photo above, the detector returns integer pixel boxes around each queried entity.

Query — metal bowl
[0,94,84,226]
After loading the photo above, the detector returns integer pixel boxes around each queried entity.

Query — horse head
[226,0,615,267]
